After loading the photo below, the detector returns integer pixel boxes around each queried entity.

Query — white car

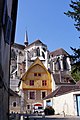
[34,106,44,115]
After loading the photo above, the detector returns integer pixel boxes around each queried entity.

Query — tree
[64,0,80,81]
[64,0,80,31]
[70,47,80,81]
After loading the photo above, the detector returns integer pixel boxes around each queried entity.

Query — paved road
[9,114,80,120]
[25,115,80,120]
[29,117,80,120]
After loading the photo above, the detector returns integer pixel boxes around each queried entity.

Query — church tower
[24,31,28,47]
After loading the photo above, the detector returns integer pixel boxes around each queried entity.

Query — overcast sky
[15,0,80,54]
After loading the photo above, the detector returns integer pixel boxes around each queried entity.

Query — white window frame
[28,90,36,100]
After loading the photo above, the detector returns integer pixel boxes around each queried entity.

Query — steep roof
[25,39,47,48]
[50,48,69,57]
[12,43,25,49]
[10,89,20,97]
[53,72,76,85]
[21,57,50,81]
[43,85,80,100]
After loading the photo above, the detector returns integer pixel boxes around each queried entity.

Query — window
[42,80,47,86]
[55,57,61,71]
[38,73,41,76]
[36,47,40,56]
[13,101,17,107]
[30,80,34,86]
[42,91,46,99]
[27,105,30,109]
[30,91,35,99]
[34,73,37,76]
[34,73,41,77]
[42,51,45,59]
[63,56,67,70]
[46,100,52,106]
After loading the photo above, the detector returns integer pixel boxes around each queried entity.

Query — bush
[44,106,55,115]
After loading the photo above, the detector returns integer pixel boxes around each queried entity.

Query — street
[9,113,80,120]
[21,115,80,120]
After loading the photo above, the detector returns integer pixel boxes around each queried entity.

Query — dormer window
[38,73,41,76]
[34,73,37,76]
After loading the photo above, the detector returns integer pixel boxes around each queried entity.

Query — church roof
[12,43,25,49]
[50,48,69,57]
[25,39,47,48]
[53,72,76,85]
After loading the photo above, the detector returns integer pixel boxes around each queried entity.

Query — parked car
[34,106,44,115]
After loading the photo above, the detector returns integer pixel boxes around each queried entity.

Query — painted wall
[43,91,80,116]
[53,91,80,116]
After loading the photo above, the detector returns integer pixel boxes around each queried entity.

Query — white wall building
[43,85,80,116]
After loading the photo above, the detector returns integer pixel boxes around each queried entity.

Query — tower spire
[24,31,28,47]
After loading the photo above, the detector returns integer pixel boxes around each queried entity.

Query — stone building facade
[10,32,75,113]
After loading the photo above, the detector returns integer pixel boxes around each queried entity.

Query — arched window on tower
[55,57,61,71]
[42,51,45,59]
[36,47,40,56]
[63,56,67,70]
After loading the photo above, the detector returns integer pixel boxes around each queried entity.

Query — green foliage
[64,1,80,81]
[44,106,55,115]
[71,68,80,81]
[70,47,80,81]
[64,0,80,31]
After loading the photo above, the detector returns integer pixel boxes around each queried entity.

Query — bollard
[20,115,24,120]
[24,116,29,120]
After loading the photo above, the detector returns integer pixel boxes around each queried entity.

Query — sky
[15,0,80,54]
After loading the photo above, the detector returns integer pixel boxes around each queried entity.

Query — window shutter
[0,0,4,25]
[2,0,7,25]
[5,16,12,45]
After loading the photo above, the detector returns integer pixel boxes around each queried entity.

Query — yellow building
[21,58,52,113]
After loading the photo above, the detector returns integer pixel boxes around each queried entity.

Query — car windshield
[38,106,43,109]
